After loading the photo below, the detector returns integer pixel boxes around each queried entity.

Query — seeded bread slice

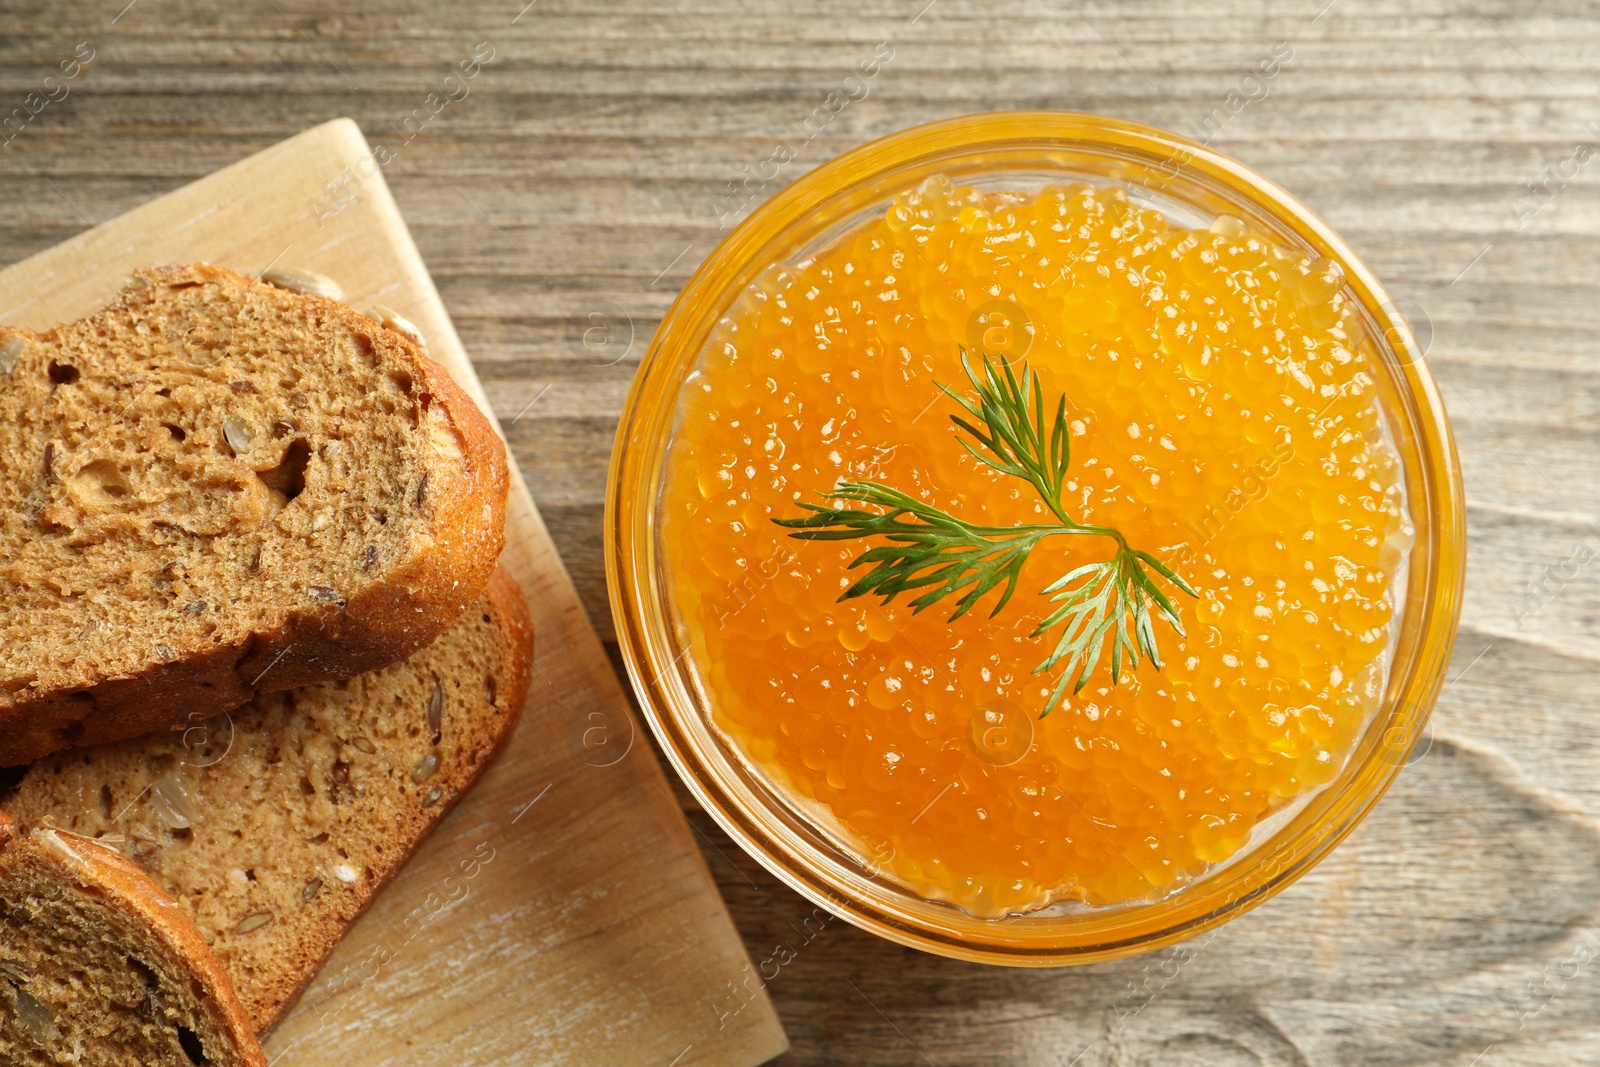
[0,263,509,766]
[3,567,533,1033]
[0,811,267,1066]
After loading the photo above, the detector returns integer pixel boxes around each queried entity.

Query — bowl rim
[606,110,1468,966]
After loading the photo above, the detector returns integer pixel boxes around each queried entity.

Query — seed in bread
[0,263,510,766]
[0,811,266,1066]
[3,567,534,1032]
[260,266,344,302]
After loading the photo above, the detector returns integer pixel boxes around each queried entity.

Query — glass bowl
[606,112,1466,965]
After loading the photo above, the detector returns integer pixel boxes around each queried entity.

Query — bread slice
[2,566,533,1032]
[0,811,266,1066]
[0,264,509,766]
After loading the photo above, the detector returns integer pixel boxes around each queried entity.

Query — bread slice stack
[0,266,532,1055]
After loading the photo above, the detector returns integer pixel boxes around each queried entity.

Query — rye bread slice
[0,263,509,766]
[3,567,533,1033]
[0,812,266,1066]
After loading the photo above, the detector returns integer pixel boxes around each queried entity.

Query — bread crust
[0,264,509,765]
[255,565,534,1031]
[0,809,267,1065]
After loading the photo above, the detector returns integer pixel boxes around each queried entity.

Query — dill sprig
[774,351,1197,716]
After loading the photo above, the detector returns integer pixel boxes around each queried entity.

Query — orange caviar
[660,177,1407,915]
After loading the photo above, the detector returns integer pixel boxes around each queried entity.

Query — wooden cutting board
[0,119,788,1067]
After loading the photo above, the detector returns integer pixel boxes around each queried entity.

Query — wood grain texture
[1,0,1597,1062]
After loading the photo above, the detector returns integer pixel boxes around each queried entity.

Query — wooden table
[3,2,1597,1063]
